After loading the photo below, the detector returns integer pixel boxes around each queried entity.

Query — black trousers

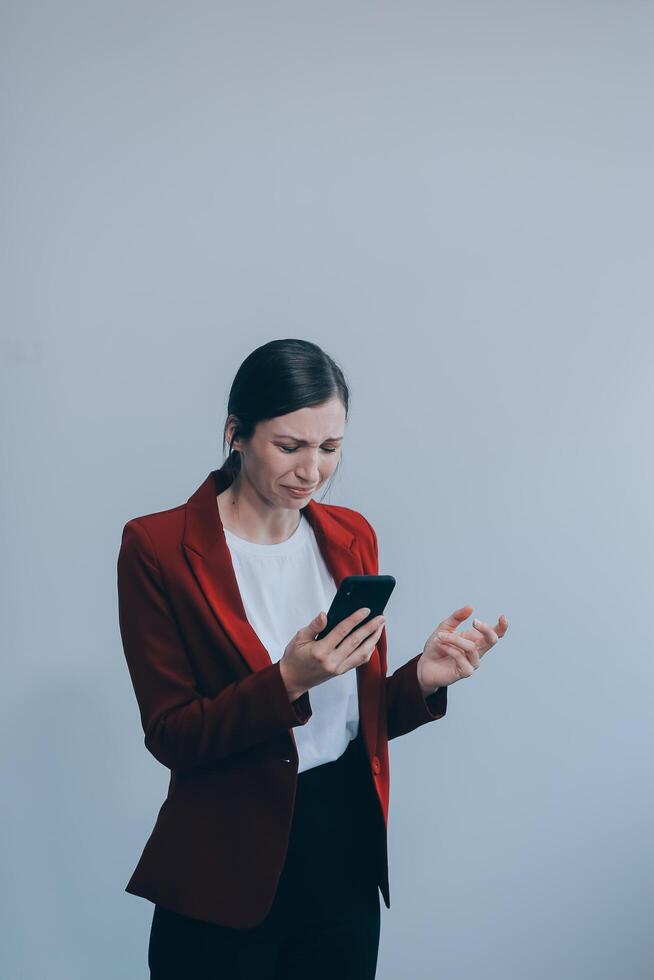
[147,730,382,979]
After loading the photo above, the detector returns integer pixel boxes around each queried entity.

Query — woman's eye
[279,446,338,454]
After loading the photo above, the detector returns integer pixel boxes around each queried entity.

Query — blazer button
[372,756,381,774]
[282,757,292,764]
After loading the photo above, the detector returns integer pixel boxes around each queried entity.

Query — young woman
[117,338,508,979]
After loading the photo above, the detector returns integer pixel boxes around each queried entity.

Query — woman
[117,338,508,979]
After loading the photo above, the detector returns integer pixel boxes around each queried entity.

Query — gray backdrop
[2,2,652,978]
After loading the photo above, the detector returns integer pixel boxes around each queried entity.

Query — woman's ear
[225,414,242,453]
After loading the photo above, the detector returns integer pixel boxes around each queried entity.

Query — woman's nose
[295,465,320,483]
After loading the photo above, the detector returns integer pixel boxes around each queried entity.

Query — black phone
[314,575,396,641]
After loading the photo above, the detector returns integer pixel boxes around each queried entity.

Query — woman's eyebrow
[272,434,344,443]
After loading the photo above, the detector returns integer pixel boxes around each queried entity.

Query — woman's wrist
[416,653,440,699]
[279,659,305,702]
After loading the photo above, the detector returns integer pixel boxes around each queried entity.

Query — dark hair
[218,339,350,497]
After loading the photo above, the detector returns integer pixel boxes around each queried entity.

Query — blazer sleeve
[117,518,313,772]
[361,516,448,740]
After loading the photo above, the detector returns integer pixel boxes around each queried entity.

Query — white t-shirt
[223,512,360,773]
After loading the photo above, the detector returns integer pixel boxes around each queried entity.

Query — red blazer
[117,467,448,928]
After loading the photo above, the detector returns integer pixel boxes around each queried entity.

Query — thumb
[305,610,326,633]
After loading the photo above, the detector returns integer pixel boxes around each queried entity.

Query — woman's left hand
[416,604,509,695]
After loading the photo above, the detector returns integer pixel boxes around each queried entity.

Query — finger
[322,606,371,648]
[439,604,474,631]
[437,632,481,669]
[337,614,385,654]
[436,639,476,675]
[338,621,385,673]
[471,619,499,644]
[436,630,477,655]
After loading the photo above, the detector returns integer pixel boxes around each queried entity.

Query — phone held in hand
[314,575,396,641]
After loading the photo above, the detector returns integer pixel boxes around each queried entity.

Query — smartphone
[314,575,396,641]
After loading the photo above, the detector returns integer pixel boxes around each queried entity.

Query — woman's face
[231,396,346,508]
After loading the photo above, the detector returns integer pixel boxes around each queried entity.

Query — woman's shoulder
[119,502,186,562]
[309,500,377,553]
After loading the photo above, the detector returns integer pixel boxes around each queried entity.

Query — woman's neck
[216,484,301,545]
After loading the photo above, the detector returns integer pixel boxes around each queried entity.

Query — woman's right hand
[279,607,386,701]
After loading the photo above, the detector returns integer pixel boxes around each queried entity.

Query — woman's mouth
[283,485,316,497]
